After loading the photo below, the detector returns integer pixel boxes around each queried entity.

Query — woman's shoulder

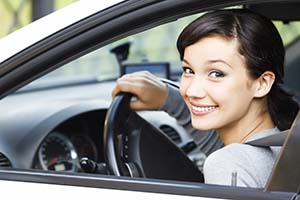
[206,143,280,164]
[204,144,247,167]
[203,143,280,187]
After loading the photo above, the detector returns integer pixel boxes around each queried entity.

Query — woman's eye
[208,70,225,78]
[182,67,194,75]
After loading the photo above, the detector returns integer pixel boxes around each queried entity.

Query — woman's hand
[112,71,168,110]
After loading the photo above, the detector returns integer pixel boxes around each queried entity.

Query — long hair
[177,9,299,130]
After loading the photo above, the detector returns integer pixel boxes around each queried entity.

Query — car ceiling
[248,2,300,21]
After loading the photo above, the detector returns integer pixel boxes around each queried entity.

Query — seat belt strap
[245,129,289,147]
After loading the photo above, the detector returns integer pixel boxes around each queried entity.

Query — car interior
[0,1,300,197]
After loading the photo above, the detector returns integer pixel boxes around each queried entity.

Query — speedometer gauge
[38,132,78,172]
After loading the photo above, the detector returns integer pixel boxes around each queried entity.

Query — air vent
[159,125,182,144]
[0,152,12,168]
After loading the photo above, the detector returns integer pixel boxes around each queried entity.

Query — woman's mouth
[191,105,218,116]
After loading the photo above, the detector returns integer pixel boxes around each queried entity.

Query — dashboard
[32,110,105,172]
[0,81,198,173]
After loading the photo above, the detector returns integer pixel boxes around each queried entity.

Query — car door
[0,0,299,199]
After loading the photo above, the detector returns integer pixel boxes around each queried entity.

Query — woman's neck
[217,107,275,146]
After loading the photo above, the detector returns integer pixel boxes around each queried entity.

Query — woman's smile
[190,103,218,116]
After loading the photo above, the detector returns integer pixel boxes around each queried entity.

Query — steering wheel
[103,92,204,182]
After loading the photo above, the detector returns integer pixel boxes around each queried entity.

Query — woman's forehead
[183,35,244,65]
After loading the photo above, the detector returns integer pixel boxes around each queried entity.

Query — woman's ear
[254,71,275,98]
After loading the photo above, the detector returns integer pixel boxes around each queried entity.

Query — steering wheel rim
[103,92,133,176]
[103,92,204,182]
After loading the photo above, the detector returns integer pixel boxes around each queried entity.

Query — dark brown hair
[177,9,299,130]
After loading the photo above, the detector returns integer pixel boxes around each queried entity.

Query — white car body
[0,0,123,63]
[0,0,299,199]
[0,180,224,200]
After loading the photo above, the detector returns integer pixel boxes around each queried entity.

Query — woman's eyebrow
[182,59,190,66]
[206,59,232,68]
[182,58,232,68]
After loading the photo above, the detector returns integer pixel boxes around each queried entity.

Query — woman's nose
[186,76,207,98]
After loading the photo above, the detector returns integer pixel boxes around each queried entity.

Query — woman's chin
[191,120,215,131]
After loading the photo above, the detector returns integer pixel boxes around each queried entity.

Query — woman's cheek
[179,77,189,97]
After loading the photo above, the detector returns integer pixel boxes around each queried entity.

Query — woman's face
[180,35,258,132]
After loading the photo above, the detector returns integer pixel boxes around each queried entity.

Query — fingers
[111,71,168,110]
[111,73,135,97]
[112,71,154,97]
[130,100,146,110]
[112,77,142,98]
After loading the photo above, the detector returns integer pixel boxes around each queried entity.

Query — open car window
[1,1,300,199]
[19,14,201,92]
[19,12,300,94]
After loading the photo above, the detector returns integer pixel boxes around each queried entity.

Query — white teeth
[192,105,216,112]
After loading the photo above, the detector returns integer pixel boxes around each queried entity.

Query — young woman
[112,9,299,188]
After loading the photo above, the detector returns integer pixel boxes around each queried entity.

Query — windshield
[21,16,300,92]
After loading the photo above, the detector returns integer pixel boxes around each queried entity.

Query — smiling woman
[176,9,299,187]
[1,0,300,199]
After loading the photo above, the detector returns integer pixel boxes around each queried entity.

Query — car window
[275,21,300,46]
[20,14,201,92]
[1,1,300,198]
[275,21,300,94]
[20,16,300,93]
